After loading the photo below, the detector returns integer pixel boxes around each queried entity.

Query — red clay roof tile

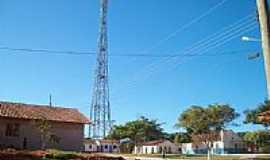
[0,101,90,124]
[258,110,270,122]
[142,140,166,146]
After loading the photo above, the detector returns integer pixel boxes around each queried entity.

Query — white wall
[135,140,179,154]
[182,143,195,154]
[142,146,158,154]
[85,142,119,153]
[159,141,179,154]
[181,130,246,155]
[182,143,210,154]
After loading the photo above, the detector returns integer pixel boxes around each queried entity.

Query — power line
[170,23,258,70]
[130,13,255,76]
[140,0,230,53]
[110,13,258,103]
[0,47,96,55]
[112,0,234,92]
[115,0,236,93]
[0,46,255,58]
[149,21,258,78]
[142,15,256,75]
[121,14,256,84]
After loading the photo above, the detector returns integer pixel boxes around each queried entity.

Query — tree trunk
[207,148,211,160]
[41,141,46,150]
[41,135,46,150]
[207,143,213,160]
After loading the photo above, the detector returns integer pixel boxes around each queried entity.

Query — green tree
[244,100,270,128]
[107,125,129,140]
[174,133,181,144]
[176,104,239,160]
[166,132,191,144]
[243,131,270,153]
[33,119,52,150]
[179,133,191,143]
[107,116,166,152]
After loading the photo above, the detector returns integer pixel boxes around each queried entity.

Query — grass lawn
[43,150,126,160]
[1,150,269,160]
[116,153,270,160]
[0,149,124,160]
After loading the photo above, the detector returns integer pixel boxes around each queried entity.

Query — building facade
[259,110,270,123]
[0,101,90,151]
[134,140,180,154]
[84,139,120,153]
[182,130,246,155]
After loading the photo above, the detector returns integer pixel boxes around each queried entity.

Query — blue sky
[0,0,267,134]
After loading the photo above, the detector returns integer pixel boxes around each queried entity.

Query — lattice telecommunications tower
[90,0,111,139]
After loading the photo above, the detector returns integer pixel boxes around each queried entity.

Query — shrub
[46,153,79,160]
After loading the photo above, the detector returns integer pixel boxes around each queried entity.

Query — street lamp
[241,36,261,42]
[241,36,261,60]
[247,52,261,60]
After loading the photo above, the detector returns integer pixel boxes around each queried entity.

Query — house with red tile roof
[134,140,180,154]
[0,101,90,151]
[181,130,246,155]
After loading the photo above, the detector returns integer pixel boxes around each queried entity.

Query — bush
[46,153,79,160]
[260,145,270,153]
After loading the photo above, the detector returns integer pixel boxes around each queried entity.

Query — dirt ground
[0,149,125,160]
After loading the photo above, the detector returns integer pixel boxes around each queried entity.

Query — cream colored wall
[0,118,84,151]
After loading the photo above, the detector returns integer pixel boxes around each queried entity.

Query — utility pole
[257,0,270,99]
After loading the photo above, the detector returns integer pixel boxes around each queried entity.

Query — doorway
[23,138,27,149]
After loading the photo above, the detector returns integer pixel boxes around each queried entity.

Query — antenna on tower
[89,0,111,139]
[49,94,52,107]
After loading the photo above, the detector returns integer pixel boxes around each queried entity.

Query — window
[168,147,172,153]
[5,123,20,137]
[109,145,113,152]
[159,147,162,153]
[23,138,27,149]
[49,135,61,144]
[105,145,108,149]
[113,145,117,149]
[151,147,154,154]
[89,144,92,149]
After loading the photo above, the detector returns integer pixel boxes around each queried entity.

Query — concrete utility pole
[257,0,270,99]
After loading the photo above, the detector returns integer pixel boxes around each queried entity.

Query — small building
[258,110,270,122]
[181,130,246,155]
[0,101,90,151]
[84,139,120,153]
[134,140,180,154]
